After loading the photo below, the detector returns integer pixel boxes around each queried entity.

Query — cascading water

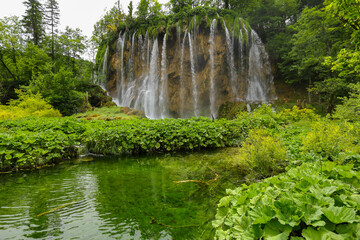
[108,19,276,119]
[223,22,237,99]
[119,32,126,105]
[144,38,160,119]
[188,32,199,117]
[209,19,217,118]
[122,32,137,106]
[159,34,168,118]
[247,29,273,102]
[179,30,187,117]
[99,46,109,91]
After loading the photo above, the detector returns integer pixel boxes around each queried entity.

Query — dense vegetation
[0,116,244,170]
[1,0,360,239]
[0,0,113,116]
[212,104,360,239]
[94,0,359,114]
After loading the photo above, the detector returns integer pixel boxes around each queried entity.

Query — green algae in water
[0,149,241,239]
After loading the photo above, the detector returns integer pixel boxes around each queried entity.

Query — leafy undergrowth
[73,106,144,120]
[0,90,61,120]
[213,162,360,239]
[83,117,246,155]
[0,117,247,170]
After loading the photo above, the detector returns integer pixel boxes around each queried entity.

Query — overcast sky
[0,0,168,38]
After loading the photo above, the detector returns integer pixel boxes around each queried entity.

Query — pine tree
[44,0,60,61]
[22,0,45,46]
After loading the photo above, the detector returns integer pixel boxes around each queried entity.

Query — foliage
[301,120,360,163]
[0,2,94,116]
[213,162,360,239]
[0,129,77,170]
[22,0,45,46]
[0,90,61,120]
[84,117,247,155]
[332,83,360,121]
[234,129,287,179]
[325,0,360,30]
[236,105,320,129]
[0,116,249,170]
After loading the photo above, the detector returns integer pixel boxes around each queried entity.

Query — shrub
[83,118,248,155]
[302,120,360,163]
[213,162,360,239]
[0,90,61,120]
[332,83,360,122]
[278,106,320,123]
[234,129,287,179]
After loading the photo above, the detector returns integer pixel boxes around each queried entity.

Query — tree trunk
[326,93,335,114]
[308,77,312,103]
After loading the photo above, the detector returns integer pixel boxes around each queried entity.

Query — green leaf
[274,198,302,227]
[250,205,275,224]
[302,227,344,240]
[302,204,323,225]
[263,220,292,240]
[323,206,358,224]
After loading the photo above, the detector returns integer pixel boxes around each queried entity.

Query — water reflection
[0,149,240,239]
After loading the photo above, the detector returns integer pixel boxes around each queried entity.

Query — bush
[213,162,360,239]
[84,117,248,155]
[332,83,360,122]
[302,120,360,163]
[278,106,320,123]
[234,129,287,179]
[0,130,78,170]
[0,90,61,120]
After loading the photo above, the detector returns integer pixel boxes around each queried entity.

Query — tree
[280,6,353,112]
[44,0,60,62]
[59,27,87,76]
[128,1,134,20]
[0,17,23,103]
[136,0,150,21]
[169,0,193,14]
[325,0,360,30]
[149,0,163,19]
[22,0,45,46]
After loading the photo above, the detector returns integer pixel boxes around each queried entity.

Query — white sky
[0,0,168,38]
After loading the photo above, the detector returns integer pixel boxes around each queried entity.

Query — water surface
[0,149,241,239]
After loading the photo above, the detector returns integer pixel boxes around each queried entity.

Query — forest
[0,0,359,239]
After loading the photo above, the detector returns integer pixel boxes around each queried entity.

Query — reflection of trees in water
[0,149,244,239]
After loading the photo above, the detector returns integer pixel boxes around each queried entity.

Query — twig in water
[150,217,199,228]
[37,199,83,217]
[174,173,219,186]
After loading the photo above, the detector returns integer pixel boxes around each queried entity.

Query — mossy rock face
[218,102,247,119]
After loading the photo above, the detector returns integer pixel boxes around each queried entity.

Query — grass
[72,106,145,120]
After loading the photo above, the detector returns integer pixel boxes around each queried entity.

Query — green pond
[0,149,241,239]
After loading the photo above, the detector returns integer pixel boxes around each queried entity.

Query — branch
[37,199,83,217]
[0,50,17,82]
[174,173,219,186]
[150,217,199,228]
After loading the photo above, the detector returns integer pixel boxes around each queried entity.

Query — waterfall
[239,29,244,73]
[144,38,160,119]
[119,32,126,105]
[159,34,168,118]
[115,32,125,105]
[209,19,217,118]
[223,22,237,99]
[188,32,199,117]
[122,32,137,107]
[179,30,187,117]
[247,29,272,102]
[110,21,276,119]
[99,46,109,91]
